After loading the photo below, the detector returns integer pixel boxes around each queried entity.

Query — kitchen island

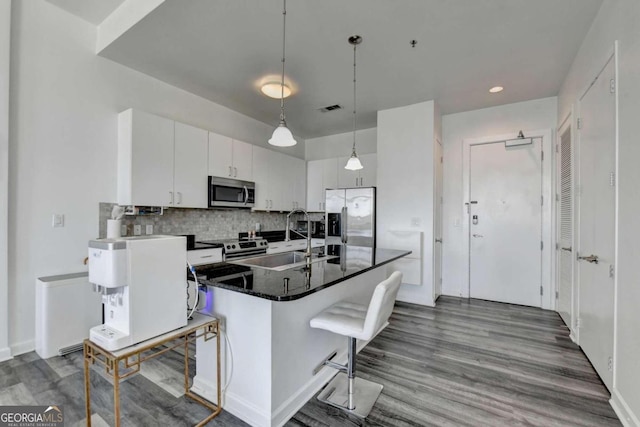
[191,246,410,427]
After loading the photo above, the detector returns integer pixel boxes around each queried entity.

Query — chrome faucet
[285,208,312,259]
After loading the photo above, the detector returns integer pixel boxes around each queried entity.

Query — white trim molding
[611,388,640,427]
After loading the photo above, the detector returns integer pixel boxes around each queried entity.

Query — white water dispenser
[88,235,187,351]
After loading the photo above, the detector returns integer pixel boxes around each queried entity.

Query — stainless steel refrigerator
[325,187,376,248]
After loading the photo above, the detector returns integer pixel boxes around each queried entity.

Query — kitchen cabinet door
[118,109,175,206]
[252,146,271,210]
[306,160,324,212]
[208,132,234,178]
[232,140,253,181]
[174,122,208,208]
[358,153,377,187]
[269,151,287,211]
[322,158,338,190]
[291,157,306,210]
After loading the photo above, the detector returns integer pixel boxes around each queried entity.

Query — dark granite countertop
[195,246,411,302]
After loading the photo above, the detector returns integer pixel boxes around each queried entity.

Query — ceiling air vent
[319,104,342,113]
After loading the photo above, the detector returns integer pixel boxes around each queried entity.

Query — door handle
[228,166,232,177]
[234,167,238,177]
[578,254,599,264]
[341,206,348,243]
[472,234,483,238]
[177,192,182,205]
[360,177,363,186]
[243,186,249,205]
[435,238,443,243]
[561,247,572,252]
[169,191,174,205]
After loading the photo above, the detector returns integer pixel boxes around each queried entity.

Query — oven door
[209,177,255,208]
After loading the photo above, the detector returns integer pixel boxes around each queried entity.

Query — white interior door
[557,124,573,327]
[577,55,616,391]
[434,139,443,299]
[469,139,542,307]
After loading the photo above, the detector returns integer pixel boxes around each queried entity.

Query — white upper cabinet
[118,109,175,207]
[174,122,208,208]
[307,158,338,211]
[208,132,253,181]
[118,109,208,208]
[117,109,207,208]
[337,153,376,188]
[253,146,305,212]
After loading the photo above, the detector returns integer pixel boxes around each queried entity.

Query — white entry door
[469,139,542,307]
[577,55,616,391]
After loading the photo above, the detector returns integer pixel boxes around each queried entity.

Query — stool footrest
[324,360,347,372]
[317,373,383,418]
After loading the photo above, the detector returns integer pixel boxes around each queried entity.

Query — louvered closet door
[557,126,573,328]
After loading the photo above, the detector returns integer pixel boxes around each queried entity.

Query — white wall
[441,97,558,297]
[7,0,299,354]
[558,1,640,424]
[377,101,436,306]
[0,0,11,361]
[305,127,376,161]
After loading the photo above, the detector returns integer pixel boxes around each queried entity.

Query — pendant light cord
[280,0,287,121]
[352,40,357,154]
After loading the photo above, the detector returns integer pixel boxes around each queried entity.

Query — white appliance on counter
[88,235,188,351]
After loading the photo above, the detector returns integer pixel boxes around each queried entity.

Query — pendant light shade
[269,0,296,147]
[345,152,363,170]
[345,35,363,170]
[268,119,296,147]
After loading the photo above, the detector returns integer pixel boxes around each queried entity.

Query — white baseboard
[192,375,269,427]
[0,346,12,362]
[10,339,34,356]
[569,331,578,344]
[611,388,640,427]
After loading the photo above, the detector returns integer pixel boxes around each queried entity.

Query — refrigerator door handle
[341,206,348,243]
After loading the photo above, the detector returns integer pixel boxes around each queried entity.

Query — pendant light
[268,0,296,147]
[345,35,363,170]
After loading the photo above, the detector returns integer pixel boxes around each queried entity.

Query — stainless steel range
[198,237,268,260]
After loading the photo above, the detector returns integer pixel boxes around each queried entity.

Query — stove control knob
[232,245,236,249]
[226,245,231,249]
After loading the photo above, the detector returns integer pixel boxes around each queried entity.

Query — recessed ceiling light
[489,86,504,93]
[261,82,292,99]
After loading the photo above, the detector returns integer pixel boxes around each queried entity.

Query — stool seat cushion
[310,302,368,339]
[310,271,403,341]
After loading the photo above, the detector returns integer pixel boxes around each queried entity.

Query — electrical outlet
[52,214,64,228]
[133,225,142,236]
[146,224,153,235]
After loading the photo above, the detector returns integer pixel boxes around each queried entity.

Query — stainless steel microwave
[208,177,255,208]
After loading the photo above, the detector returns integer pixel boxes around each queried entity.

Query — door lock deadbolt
[472,215,478,225]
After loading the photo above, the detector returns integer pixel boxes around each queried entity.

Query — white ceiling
[50,0,602,139]
[47,0,125,25]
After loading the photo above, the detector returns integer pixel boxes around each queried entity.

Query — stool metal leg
[317,336,384,418]
[347,337,356,410]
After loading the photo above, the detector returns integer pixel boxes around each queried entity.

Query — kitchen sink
[227,251,338,271]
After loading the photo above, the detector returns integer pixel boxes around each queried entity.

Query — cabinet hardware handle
[319,202,321,210]
[229,166,232,176]
[578,254,599,264]
[234,167,238,177]
[200,255,213,258]
[435,238,443,243]
[561,247,572,252]
[356,177,358,186]
[360,177,363,186]
[169,191,174,205]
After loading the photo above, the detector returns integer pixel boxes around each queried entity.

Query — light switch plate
[52,214,64,228]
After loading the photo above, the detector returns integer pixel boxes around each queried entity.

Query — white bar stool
[310,271,403,418]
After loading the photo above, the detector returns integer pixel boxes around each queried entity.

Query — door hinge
[441,156,443,163]
[556,193,560,202]
[555,243,559,250]
[555,291,559,299]
[576,317,581,328]
[541,195,544,206]
[609,265,615,279]
[541,241,544,250]
[540,286,543,296]
[541,151,544,161]
[577,118,582,129]
[555,143,559,153]
[610,172,616,187]
[608,356,613,371]
[610,79,616,94]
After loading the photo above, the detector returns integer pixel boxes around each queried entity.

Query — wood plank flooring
[0,297,620,426]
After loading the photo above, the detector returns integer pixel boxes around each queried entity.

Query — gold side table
[83,313,221,427]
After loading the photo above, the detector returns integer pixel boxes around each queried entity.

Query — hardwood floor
[0,297,620,426]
